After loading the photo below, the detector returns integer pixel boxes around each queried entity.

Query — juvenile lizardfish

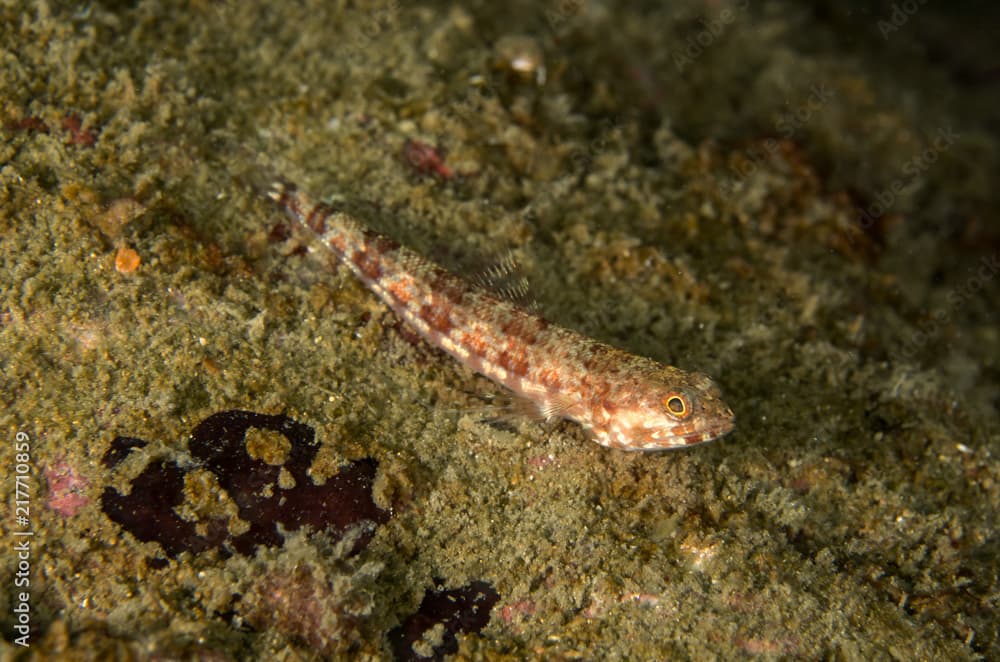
[269,180,734,450]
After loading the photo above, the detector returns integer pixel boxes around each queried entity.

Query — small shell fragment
[493,34,546,86]
[115,245,141,274]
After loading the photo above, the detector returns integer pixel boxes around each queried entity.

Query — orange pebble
[115,245,141,274]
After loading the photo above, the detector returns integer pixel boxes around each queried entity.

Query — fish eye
[663,393,690,418]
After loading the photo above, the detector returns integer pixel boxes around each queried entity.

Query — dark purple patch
[101,410,389,559]
[146,557,170,570]
[388,580,499,661]
[102,436,146,468]
[101,459,227,557]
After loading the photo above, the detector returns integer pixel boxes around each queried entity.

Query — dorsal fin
[472,252,536,310]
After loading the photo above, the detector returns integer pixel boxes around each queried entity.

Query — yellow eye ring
[663,394,689,418]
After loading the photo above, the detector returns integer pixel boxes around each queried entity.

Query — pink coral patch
[45,460,90,517]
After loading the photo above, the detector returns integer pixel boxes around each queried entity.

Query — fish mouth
[630,421,732,451]
[666,412,734,445]
[680,418,734,446]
